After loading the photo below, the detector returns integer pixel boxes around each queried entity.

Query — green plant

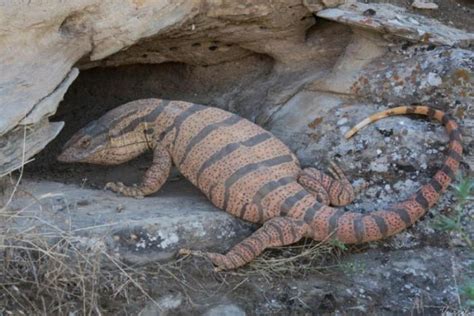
[328,238,348,251]
[432,173,473,247]
[461,280,474,308]
[339,261,366,275]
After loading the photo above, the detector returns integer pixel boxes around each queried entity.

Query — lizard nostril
[57,152,67,162]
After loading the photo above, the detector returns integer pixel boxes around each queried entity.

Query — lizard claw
[178,248,227,271]
[105,181,124,192]
[178,248,204,257]
[178,248,193,256]
[105,181,144,199]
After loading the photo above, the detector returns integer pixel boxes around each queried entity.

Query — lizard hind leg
[180,217,307,271]
[298,161,355,207]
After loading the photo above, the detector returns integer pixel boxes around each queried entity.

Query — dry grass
[233,237,342,280]
[0,212,159,314]
[0,135,344,314]
[0,221,339,314]
[3,173,468,314]
[0,173,341,315]
[0,164,163,314]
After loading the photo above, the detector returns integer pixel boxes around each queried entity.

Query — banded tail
[324,105,463,244]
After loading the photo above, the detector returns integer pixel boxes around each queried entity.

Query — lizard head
[57,107,149,165]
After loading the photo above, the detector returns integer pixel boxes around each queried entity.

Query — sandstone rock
[303,0,345,12]
[0,0,316,171]
[1,1,472,175]
[0,121,64,176]
[316,3,473,47]
[412,0,439,10]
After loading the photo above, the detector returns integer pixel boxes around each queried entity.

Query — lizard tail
[321,106,463,244]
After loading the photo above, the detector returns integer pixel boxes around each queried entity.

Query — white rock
[322,0,345,8]
[412,1,439,10]
[337,117,349,126]
[370,160,389,173]
[427,72,443,87]
[204,304,246,316]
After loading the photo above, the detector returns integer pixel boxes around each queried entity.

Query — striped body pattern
[58,99,463,271]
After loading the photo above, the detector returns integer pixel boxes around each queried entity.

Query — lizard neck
[149,100,207,152]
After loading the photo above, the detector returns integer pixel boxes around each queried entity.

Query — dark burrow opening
[25,54,275,190]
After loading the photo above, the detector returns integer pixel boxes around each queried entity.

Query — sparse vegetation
[0,168,471,314]
[338,261,366,275]
[0,165,161,314]
[0,213,159,314]
[239,239,338,278]
[431,173,473,313]
[461,278,474,309]
[328,238,348,251]
[432,173,473,248]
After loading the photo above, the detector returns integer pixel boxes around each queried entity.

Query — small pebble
[427,72,442,86]
[337,118,349,126]
[412,0,439,10]
[116,204,125,212]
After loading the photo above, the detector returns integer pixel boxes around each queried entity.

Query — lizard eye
[79,137,91,148]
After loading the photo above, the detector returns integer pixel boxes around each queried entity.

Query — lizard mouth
[57,147,86,163]
[57,150,91,163]
[57,151,72,163]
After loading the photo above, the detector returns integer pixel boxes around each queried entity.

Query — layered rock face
[1,0,472,175]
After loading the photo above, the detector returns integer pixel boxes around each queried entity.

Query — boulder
[1,1,472,174]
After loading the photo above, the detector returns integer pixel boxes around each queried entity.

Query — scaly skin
[58,99,463,271]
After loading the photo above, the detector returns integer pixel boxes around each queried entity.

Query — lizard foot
[178,248,227,272]
[105,182,144,199]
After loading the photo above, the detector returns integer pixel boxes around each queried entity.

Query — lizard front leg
[180,217,308,271]
[105,143,171,198]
